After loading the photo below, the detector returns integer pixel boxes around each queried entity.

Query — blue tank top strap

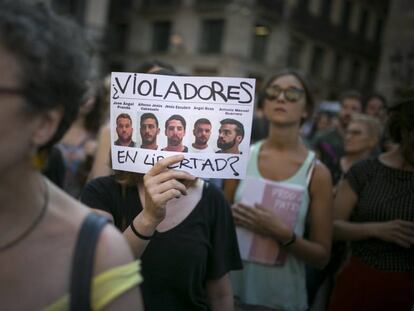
[289,151,316,188]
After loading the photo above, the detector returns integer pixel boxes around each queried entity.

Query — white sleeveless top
[231,140,316,311]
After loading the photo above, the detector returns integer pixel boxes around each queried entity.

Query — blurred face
[316,114,331,131]
[0,48,29,174]
[217,124,240,150]
[0,46,57,175]
[339,98,362,128]
[116,117,133,144]
[263,75,307,125]
[165,119,185,146]
[140,117,159,145]
[365,98,384,118]
[344,121,376,154]
[193,123,211,145]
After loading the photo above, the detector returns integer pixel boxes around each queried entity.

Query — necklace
[0,177,49,252]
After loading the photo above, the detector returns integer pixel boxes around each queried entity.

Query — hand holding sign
[142,155,196,225]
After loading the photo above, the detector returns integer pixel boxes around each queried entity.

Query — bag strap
[70,213,109,311]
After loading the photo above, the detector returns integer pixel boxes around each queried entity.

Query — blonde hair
[350,113,383,143]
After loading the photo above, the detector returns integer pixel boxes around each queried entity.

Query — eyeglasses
[264,85,304,102]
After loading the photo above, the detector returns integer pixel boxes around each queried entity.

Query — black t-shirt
[81,176,242,310]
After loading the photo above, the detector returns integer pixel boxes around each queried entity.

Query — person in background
[251,91,270,143]
[58,81,104,198]
[227,69,333,311]
[312,91,363,185]
[41,146,66,188]
[305,113,382,308]
[81,155,242,311]
[329,90,414,311]
[305,110,333,147]
[339,114,382,176]
[364,93,387,120]
[0,1,143,310]
[135,59,176,74]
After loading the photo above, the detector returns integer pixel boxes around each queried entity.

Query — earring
[31,149,47,170]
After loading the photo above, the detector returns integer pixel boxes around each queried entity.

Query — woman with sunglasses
[227,69,333,310]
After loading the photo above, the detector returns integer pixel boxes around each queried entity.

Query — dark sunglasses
[264,85,304,102]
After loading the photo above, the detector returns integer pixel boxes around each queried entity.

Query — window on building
[340,0,352,31]
[251,25,270,62]
[365,65,375,89]
[199,19,225,54]
[358,8,368,38]
[152,21,171,52]
[349,60,361,87]
[105,0,133,52]
[332,54,343,82]
[310,46,325,78]
[374,18,384,44]
[287,35,305,69]
[51,0,86,24]
[321,0,332,20]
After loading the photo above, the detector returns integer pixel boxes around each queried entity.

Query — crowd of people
[1,1,413,311]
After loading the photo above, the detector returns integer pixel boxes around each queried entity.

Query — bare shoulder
[48,181,135,270]
[49,181,142,310]
[310,161,332,193]
[94,224,136,274]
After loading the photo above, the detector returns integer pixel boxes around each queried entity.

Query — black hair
[135,59,175,73]
[165,114,186,130]
[387,100,414,166]
[220,118,245,140]
[83,81,105,134]
[140,113,159,127]
[364,93,387,111]
[0,0,90,151]
[339,90,363,106]
[194,118,211,129]
[264,69,315,122]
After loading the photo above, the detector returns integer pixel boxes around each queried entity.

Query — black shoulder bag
[70,213,109,311]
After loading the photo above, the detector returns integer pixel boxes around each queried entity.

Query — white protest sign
[110,72,255,179]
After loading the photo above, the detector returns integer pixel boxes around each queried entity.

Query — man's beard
[142,134,156,145]
[195,136,208,145]
[119,133,132,144]
[168,136,182,146]
[217,138,236,150]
